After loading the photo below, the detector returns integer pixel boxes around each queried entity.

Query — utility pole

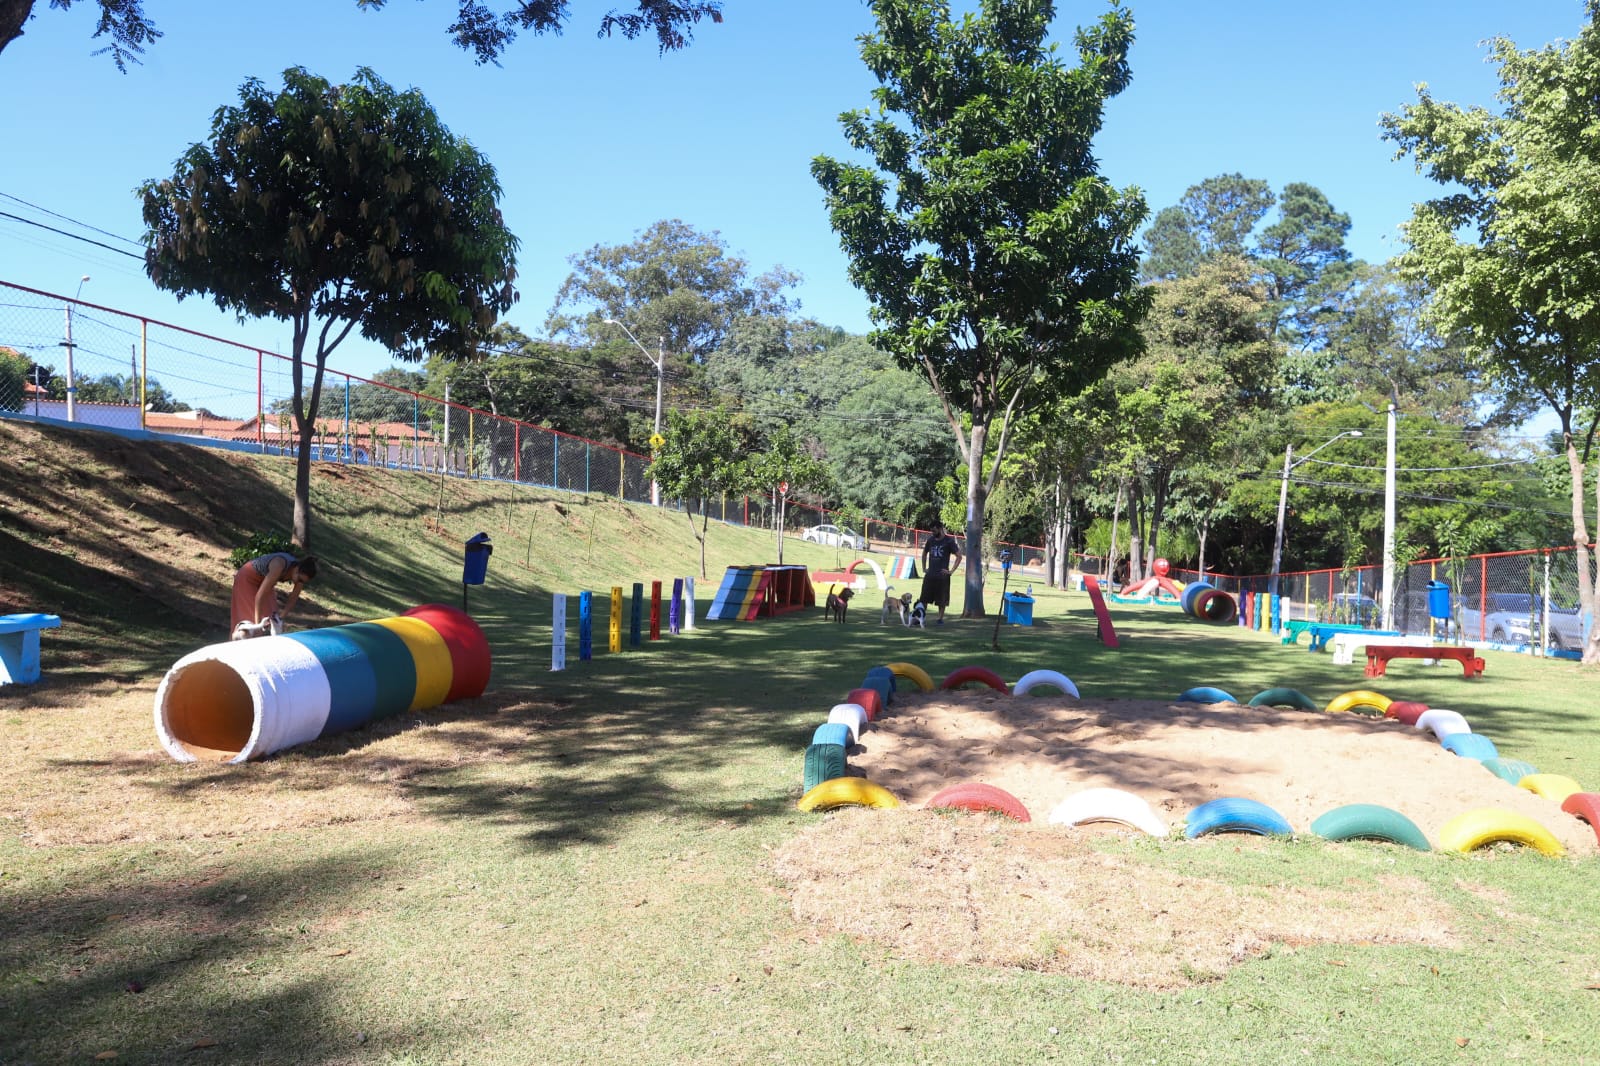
[1381,396,1398,631]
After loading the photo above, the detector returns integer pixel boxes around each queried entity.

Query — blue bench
[1308,624,1397,652]
[0,613,63,685]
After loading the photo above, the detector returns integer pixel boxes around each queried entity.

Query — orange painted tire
[925,782,1031,822]
[940,665,1010,694]
[402,603,492,701]
[1559,792,1600,844]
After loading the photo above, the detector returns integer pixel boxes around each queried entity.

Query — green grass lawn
[2,423,1598,1065]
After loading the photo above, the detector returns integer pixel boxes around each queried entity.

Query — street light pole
[1268,429,1364,608]
[62,274,89,422]
[1381,397,1398,631]
[603,318,666,507]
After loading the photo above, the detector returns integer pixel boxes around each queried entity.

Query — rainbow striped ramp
[708,566,768,621]
[888,555,919,580]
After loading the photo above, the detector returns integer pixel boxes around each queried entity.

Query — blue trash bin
[463,532,493,586]
[1427,580,1450,620]
[1003,593,1035,626]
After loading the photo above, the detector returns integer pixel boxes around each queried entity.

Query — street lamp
[603,317,665,507]
[62,274,89,422]
[1269,429,1364,604]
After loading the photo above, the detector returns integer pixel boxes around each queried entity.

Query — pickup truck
[1458,593,1587,650]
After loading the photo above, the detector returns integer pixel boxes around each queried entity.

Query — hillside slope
[0,418,857,684]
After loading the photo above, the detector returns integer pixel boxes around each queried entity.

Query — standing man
[919,520,962,625]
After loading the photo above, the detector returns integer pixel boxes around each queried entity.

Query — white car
[801,524,867,550]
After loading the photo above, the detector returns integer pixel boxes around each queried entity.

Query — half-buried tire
[940,665,1010,694]
[797,777,900,812]
[1480,758,1538,785]
[803,743,847,793]
[925,782,1032,822]
[1310,803,1430,850]
[1011,669,1080,698]
[1047,788,1168,837]
[1437,808,1565,857]
[1184,797,1293,839]
[1246,687,1319,711]
[1559,793,1600,844]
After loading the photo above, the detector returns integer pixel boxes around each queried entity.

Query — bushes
[228,531,295,570]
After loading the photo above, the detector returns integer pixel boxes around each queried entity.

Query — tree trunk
[0,0,32,60]
[1197,512,1211,580]
[687,501,707,579]
[1145,468,1170,574]
[1126,478,1145,585]
[290,353,328,551]
[960,422,990,618]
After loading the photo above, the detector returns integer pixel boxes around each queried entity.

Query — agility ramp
[708,564,815,621]
[153,603,490,762]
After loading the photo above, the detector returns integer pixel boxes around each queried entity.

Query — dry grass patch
[2,682,560,846]
[772,808,1458,989]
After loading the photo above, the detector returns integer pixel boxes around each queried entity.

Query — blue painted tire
[864,666,897,693]
[1481,757,1537,784]
[859,675,894,707]
[1441,733,1499,760]
[1184,797,1293,839]
[1177,686,1237,705]
[1181,581,1213,615]
[812,722,852,749]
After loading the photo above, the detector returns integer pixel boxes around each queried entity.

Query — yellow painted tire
[1324,689,1392,716]
[884,662,935,692]
[1437,808,1566,857]
[797,777,901,812]
[1518,773,1583,805]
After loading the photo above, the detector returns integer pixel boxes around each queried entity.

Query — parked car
[1458,593,1587,649]
[800,524,867,551]
[1326,593,1379,626]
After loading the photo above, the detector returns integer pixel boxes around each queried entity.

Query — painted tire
[940,666,1010,694]
[401,603,491,701]
[1481,757,1538,785]
[826,703,868,743]
[1437,808,1566,857]
[1440,733,1499,760]
[858,675,894,708]
[864,666,897,690]
[1048,788,1169,837]
[1325,690,1391,716]
[1559,793,1600,844]
[1415,708,1471,739]
[1176,686,1237,705]
[1310,804,1430,850]
[1011,669,1080,698]
[846,687,885,722]
[885,662,935,692]
[802,743,847,793]
[1180,581,1213,615]
[1246,687,1319,711]
[812,722,852,750]
[797,777,901,812]
[1518,773,1583,804]
[1191,588,1238,623]
[1384,700,1429,726]
[1183,797,1293,839]
[925,782,1032,822]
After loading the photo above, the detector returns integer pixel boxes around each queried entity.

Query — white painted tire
[827,703,868,743]
[1415,708,1471,739]
[1011,669,1080,698]
[1047,787,1168,837]
[153,636,333,763]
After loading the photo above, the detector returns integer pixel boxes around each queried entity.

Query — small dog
[907,600,928,629]
[231,613,283,641]
[824,583,855,623]
[880,586,914,626]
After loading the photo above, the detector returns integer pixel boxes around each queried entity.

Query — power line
[0,211,144,261]
[0,192,145,250]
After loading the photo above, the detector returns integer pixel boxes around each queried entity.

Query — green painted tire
[1481,758,1538,785]
[803,743,847,793]
[1310,803,1430,851]
[1246,687,1319,711]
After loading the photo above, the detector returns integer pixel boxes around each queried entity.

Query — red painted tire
[1560,792,1600,845]
[846,687,885,721]
[939,665,1010,694]
[925,782,1031,822]
[401,603,492,701]
[1384,700,1428,725]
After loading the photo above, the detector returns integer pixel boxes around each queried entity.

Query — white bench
[1329,631,1436,666]
[0,613,62,685]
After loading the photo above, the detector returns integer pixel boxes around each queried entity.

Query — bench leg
[1364,657,1386,678]
[0,629,43,686]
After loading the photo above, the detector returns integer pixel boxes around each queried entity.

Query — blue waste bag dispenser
[463,533,493,610]
[1426,580,1451,620]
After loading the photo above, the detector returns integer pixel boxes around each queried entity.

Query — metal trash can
[463,532,493,586]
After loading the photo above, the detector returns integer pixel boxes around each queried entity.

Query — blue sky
[1,0,1591,389]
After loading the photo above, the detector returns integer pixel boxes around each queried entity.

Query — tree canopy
[0,0,723,69]
[139,66,518,548]
[1383,1,1600,662]
[814,0,1148,616]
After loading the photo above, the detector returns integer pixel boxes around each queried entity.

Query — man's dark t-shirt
[922,532,960,576]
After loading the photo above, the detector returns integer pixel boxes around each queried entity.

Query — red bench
[1365,644,1485,679]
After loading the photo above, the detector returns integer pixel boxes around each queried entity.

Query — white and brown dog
[824,584,855,623]
[880,586,914,626]
[907,600,928,629]
[231,612,283,641]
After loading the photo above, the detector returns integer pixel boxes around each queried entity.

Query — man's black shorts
[920,571,952,608]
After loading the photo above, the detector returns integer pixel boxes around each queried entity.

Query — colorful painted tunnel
[153,604,491,763]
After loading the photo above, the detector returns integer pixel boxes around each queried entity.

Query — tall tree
[1383,3,1600,664]
[1141,174,1273,282]
[648,405,756,577]
[140,67,518,550]
[1254,181,1351,345]
[813,0,1148,617]
[0,1,722,68]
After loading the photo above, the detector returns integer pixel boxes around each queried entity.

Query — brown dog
[824,583,855,623]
